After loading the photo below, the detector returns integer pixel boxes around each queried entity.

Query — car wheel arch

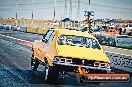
[44,55,53,66]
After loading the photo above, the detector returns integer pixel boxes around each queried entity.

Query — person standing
[118,25,122,35]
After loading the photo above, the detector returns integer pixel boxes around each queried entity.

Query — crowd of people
[88,23,132,36]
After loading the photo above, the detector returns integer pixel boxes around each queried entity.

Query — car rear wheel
[44,60,50,81]
[44,59,59,83]
[31,54,40,71]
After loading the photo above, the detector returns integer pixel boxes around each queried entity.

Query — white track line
[105,51,132,58]
[102,45,132,52]
[0,34,33,43]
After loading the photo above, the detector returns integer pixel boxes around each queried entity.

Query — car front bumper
[53,62,111,72]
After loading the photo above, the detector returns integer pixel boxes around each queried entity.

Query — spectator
[81,24,93,33]
[118,25,122,35]
[128,30,132,36]
[119,28,122,35]
[123,28,126,33]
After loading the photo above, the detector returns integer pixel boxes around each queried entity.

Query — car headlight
[53,56,72,63]
[66,59,72,63]
[94,62,100,67]
[94,62,110,69]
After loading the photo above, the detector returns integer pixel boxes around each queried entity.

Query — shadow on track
[0,63,93,87]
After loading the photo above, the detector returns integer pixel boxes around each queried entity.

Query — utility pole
[32,0,34,25]
[69,0,72,18]
[53,0,56,22]
[63,0,67,19]
[76,0,80,20]
[16,0,18,26]
[83,0,94,33]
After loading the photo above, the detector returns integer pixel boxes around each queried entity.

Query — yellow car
[31,29,110,81]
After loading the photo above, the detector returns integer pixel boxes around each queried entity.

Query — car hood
[56,45,110,63]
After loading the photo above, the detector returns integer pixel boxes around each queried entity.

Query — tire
[44,60,50,81]
[44,59,59,83]
[77,74,86,84]
[88,69,107,74]
[31,54,40,71]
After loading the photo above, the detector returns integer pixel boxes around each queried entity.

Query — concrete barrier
[94,33,132,48]
[11,26,17,31]
[38,28,48,35]
[116,36,132,47]
[0,25,4,29]
[19,26,27,32]
[106,52,132,72]
[4,25,11,30]
[27,27,32,33]
[32,28,39,34]
[26,27,48,35]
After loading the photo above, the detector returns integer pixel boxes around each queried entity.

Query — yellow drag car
[31,29,110,81]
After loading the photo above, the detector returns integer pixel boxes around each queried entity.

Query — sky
[0,0,132,20]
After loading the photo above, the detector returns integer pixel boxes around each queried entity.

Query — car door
[44,30,56,65]
[45,30,56,57]
[38,30,54,61]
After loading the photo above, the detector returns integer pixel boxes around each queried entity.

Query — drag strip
[0,34,33,47]
[0,29,132,87]
[0,29,131,56]
[0,30,98,87]
[0,33,79,86]
[0,30,132,73]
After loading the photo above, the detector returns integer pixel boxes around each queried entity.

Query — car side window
[91,39,101,50]
[43,30,53,41]
[48,31,55,45]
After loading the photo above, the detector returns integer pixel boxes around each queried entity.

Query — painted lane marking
[0,34,33,43]
[105,51,132,58]
[0,34,33,47]
[0,34,131,56]
[102,45,132,52]
[22,42,33,47]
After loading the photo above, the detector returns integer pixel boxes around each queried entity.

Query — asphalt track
[0,29,132,87]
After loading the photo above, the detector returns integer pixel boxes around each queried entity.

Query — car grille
[54,56,107,67]
[71,58,95,66]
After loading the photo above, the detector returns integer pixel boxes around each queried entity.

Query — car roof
[50,29,96,39]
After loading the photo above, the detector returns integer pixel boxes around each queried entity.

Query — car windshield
[58,35,101,50]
